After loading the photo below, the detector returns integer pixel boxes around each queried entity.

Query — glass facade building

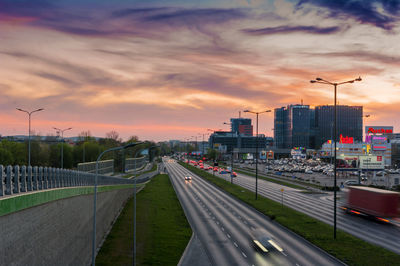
[315,105,363,148]
[230,118,253,136]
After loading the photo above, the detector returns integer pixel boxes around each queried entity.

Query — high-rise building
[274,104,313,149]
[315,105,362,148]
[230,118,253,136]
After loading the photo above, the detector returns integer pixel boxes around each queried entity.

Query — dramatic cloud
[296,0,400,30]
[242,25,343,35]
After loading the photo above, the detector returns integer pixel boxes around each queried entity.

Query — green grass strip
[180,162,400,266]
[234,168,306,190]
[96,174,192,265]
[0,184,138,217]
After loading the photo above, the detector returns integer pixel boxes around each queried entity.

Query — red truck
[341,186,400,224]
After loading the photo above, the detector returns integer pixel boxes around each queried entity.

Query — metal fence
[125,157,146,171]
[77,160,114,174]
[0,164,135,198]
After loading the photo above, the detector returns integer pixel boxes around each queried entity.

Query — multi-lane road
[211,165,400,255]
[164,158,344,266]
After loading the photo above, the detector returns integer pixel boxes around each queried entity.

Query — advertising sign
[336,155,385,170]
[267,151,274,159]
[336,155,359,170]
[365,126,393,134]
[246,153,254,160]
[260,151,267,160]
[359,155,385,170]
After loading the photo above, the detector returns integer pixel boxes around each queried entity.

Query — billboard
[260,151,267,160]
[365,126,393,134]
[359,155,384,170]
[267,151,274,159]
[336,155,359,170]
[336,155,385,170]
[242,153,254,160]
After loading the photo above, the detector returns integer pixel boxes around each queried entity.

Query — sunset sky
[1,0,400,141]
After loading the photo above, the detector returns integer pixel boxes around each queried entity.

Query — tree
[0,147,14,165]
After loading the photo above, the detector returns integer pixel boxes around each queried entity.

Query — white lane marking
[282,252,288,257]
[221,227,225,231]
[227,234,231,238]
[250,226,255,231]
[296,264,300,266]
[241,252,247,258]
[234,242,238,247]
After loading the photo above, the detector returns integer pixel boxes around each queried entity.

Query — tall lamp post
[132,144,156,266]
[91,142,141,266]
[16,108,44,166]
[310,76,362,239]
[243,109,271,200]
[223,122,235,184]
[53,127,72,168]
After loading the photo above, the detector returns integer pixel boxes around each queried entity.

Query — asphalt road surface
[164,158,344,266]
[211,165,400,255]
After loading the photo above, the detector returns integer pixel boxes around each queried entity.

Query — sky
[1,0,400,142]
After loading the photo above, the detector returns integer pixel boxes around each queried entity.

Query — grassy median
[96,174,191,265]
[180,162,400,266]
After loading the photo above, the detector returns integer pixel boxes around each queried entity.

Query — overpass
[0,161,158,265]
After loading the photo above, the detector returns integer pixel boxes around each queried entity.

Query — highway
[211,166,400,255]
[164,158,344,266]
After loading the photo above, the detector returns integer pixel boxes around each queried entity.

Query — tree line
[0,130,159,171]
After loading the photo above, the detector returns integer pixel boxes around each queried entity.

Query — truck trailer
[341,186,400,224]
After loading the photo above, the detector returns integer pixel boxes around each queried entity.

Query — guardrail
[0,164,135,198]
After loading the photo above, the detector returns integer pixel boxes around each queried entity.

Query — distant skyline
[1,0,399,141]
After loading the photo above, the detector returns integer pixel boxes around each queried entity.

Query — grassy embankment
[180,162,400,266]
[96,174,192,265]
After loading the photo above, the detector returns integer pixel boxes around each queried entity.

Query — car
[213,167,218,172]
[184,175,192,181]
[251,229,283,254]
[344,180,358,186]
[231,172,237,177]
[219,169,228,174]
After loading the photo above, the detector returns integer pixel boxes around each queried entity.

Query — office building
[315,105,362,148]
[230,118,253,136]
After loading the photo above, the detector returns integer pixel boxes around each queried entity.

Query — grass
[180,162,400,266]
[237,167,324,189]
[96,174,191,266]
[234,168,306,190]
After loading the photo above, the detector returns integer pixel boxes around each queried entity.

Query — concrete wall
[0,188,133,266]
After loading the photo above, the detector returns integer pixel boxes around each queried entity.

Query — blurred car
[199,165,204,169]
[184,175,192,181]
[344,180,358,186]
[207,166,213,171]
[213,167,218,172]
[251,229,283,254]
[231,172,237,177]
[219,169,228,174]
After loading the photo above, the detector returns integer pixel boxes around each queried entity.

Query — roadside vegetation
[96,174,191,265]
[180,162,400,266]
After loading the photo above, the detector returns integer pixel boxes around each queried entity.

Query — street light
[132,144,156,266]
[243,109,271,200]
[310,76,362,239]
[91,142,141,266]
[53,127,72,168]
[224,122,235,184]
[16,108,44,166]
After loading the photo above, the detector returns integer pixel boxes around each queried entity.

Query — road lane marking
[234,242,238,247]
[221,227,225,231]
[282,252,288,257]
[242,252,247,258]
[296,264,300,266]
[227,234,231,238]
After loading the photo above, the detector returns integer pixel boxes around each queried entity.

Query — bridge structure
[0,159,158,265]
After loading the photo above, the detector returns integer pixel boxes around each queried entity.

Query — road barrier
[0,164,138,198]
[77,159,114,174]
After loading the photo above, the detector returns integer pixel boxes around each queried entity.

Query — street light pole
[16,108,44,166]
[244,109,271,200]
[310,76,362,239]
[53,127,72,168]
[224,122,235,184]
[91,142,141,266]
